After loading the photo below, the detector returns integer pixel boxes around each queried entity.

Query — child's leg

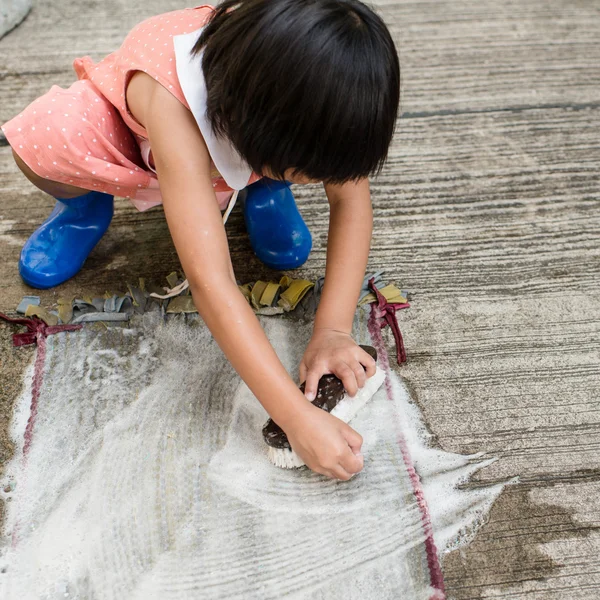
[11,147,114,289]
[2,80,149,288]
[12,149,88,199]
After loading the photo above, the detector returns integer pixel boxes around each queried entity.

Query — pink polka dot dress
[1,5,260,211]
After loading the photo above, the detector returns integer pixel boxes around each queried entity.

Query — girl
[2,0,400,480]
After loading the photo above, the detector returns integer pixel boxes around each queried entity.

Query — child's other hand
[299,328,377,401]
[285,403,364,480]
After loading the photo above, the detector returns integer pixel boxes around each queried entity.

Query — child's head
[193,0,400,184]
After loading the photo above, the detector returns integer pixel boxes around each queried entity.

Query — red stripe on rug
[368,306,446,600]
[0,313,81,461]
[0,313,82,547]
[22,332,47,460]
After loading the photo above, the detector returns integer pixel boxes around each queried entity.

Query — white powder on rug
[0,312,503,599]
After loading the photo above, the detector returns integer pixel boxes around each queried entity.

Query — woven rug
[0,307,502,599]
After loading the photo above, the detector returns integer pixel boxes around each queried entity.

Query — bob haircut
[193,0,400,184]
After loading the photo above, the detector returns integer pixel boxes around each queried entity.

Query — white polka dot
[46,127,50,131]
[19,144,23,148]
[17,127,21,131]
[62,128,66,132]
[33,144,38,148]
[92,171,96,175]
[31,126,35,130]
[64,145,67,149]
[53,161,57,165]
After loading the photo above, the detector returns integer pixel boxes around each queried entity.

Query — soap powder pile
[0,310,502,599]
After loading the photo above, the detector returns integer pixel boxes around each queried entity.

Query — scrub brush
[262,346,386,469]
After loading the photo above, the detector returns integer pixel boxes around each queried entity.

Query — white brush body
[267,366,387,469]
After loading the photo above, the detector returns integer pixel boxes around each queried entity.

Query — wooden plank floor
[1,1,599,597]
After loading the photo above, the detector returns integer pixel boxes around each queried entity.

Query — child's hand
[285,403,364,480]
[299,328,377,401]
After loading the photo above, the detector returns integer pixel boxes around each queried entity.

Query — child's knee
[11,148,87,199]
[12,148,42,184]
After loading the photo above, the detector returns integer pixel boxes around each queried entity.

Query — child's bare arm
[136,80,364,479]
[300,180,377,400]
[141,83,302,422]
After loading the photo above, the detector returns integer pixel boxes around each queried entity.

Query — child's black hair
[193,0,400,184]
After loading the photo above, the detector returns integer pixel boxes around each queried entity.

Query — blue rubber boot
[19,191,114,289]
[243,178,312,270]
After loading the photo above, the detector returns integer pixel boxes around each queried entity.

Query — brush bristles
[267,446,306,469]
[266,367,386,469]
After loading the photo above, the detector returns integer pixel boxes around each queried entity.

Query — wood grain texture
[0,0,599,598]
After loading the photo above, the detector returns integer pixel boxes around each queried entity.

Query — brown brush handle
[262,345,378,450]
